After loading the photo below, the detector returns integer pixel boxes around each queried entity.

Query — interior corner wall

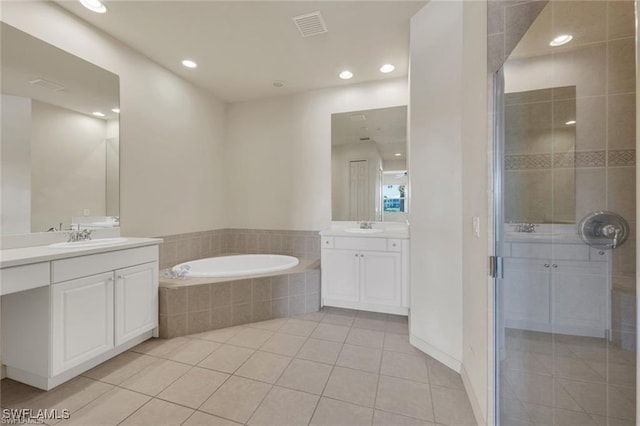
[225,78,407,231]
[1,1,227,237]
[408,1,464,369]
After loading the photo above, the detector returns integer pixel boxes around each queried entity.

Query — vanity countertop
[320,223,409,239]
[503,232,583,245]
[0,237,162,269]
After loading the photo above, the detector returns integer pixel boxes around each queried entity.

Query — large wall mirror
[1,23,120,235]
[331,106,407,222]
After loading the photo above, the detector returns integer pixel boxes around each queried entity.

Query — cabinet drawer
[0,262,50,296]
[52,245,158,283]
[510,243,589,261]
[334,237,387,251]
[321,237,334,249]
[387,239,402,252]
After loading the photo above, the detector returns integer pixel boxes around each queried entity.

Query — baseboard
[409,333,461,372]
[461,364,486,426]
[1,364,6,379]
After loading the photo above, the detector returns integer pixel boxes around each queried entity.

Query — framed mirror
[1,23,120,235]
[331,106,407,222]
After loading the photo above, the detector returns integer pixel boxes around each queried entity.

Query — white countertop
[320,222,409,239]
[0,237,162,268]
[503,232,583,245]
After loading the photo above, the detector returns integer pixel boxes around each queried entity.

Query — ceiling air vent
[29,78,65,92]
[292,11,327,38]
[359,137,371,141]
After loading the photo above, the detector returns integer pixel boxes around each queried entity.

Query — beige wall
[1,1,227,237]
[226,78,407,231]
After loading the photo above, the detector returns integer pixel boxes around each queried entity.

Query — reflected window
[383,184,406,213]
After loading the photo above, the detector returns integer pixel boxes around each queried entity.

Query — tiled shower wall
[157,229,321,269]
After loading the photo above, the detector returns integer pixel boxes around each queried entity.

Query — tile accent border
[505,149,635,170]
[609,149,636,167]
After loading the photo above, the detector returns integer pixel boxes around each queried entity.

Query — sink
[344,228,385,234]
[48,237,128,249]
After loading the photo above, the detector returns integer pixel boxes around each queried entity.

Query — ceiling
[331,105,406,163]
[55,1,425,103]
[1,22,119,120]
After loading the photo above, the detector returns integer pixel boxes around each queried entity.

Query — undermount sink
[48,237,128,249]
[344,228,385,234]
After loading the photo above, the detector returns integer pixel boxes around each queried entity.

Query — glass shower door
[495,2,637,425]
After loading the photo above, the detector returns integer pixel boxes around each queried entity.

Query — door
[349,160,369,221]
[115,262,158,345]
[503,258,551,331]
[322,249,360,302]
[52,272,114,375]
[359,251,401,306]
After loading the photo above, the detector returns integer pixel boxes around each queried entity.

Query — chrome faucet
[163,265,190,280]
[511,222,539,233]
[359,221,374,229]
[67,225,93,242]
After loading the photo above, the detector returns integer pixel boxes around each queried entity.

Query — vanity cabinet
[321,235,408,315]
[503,242,609,338]
[1,243,159,390]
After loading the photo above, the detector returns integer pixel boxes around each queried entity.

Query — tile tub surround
[159,258,321,338]
[158,229,321,270]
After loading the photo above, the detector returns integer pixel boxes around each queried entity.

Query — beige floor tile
[356,311,388,321]
[276,358,333,395]
[183,411,243,425]
[83,352,157,385]
[590,413,636,426]
[373,410,435,425]
[0,379,47,408]
[199,376,271,424]
[345,328,385,349]
[296,338,343,365]
[501,350,552,376]
[227,328,274,349]
[157,367,229,408]
[310,397,373,426]
[247,318,288,331]
[385,321,409,335]
[192,326,246,343]
[540,355,604,382]
[321,314,355,327]
[198,344,255,374]
[248,386,319,426]
[120,398,194,425]
[524,403,597,426]
[323,366,378,407]
[26,377,113,424]
[166,339,221,365]
[353,317,387,331]
[60,387,150,426]
[383,333,424,356]
[120,359,191,396]
[259,332,307,356]
[608,385,636,420]
[505,372,581,410]
[235,351,292,384]
[586,361,635,387]
[427,358,464,389]
[131,337,190,358]
[311,323,350,343]
[336,344,382,373]
[557,379,606,415]
[324,307,357,317]
[295,311,325,322]
[431,385,476,426]
[278,319,318,337]
[375,375,434,422]
[381,351,429,383]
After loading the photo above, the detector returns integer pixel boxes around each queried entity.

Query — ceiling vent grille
[29,78,65,92]
[292,11,327,38]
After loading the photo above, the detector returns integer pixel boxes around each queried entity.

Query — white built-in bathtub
[173,254,299,278]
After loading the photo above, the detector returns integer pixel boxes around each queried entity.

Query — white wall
[30,101,106,232]
[0,95,31,235]
[409,1,489,423]
[226,78,407,230]
[1,1,227,237]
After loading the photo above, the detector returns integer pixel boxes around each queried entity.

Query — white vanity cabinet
[321,235,408,315]
[503,241,609,338]
[1,242,159,390]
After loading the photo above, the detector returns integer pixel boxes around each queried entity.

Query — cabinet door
[503,258,551,330]
[360,251,402,307]
[322,249,360,302]
[115,262,158,346]
[551,260,608,337]
[52,272,114,375]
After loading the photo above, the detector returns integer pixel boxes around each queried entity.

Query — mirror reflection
[0,23,120,234]
[331,106,407,222]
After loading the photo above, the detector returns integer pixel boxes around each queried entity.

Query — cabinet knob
[355,253,359,257]
[392,244,397,247]
[599,251,605,256]
[107,277,114,282]
[360,254,364,258]
[544,264,550,268]
[552,264,558,268]
[117,275,124,280]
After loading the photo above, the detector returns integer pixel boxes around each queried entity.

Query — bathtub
[172,254,299,278]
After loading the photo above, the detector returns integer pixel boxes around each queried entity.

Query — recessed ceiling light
[380,64,395,73]
[181,59,197,69]
[339,70,353,80]
[550,34,573,47]
[395,153,402,157]
[273,80,285,88]
[112,108,120,113]
[565,120,576,125]
[79,0,107,13]
[92,111,105,117]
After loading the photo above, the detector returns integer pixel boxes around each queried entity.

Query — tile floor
[1,307,476,426]
[499,328,636,426]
